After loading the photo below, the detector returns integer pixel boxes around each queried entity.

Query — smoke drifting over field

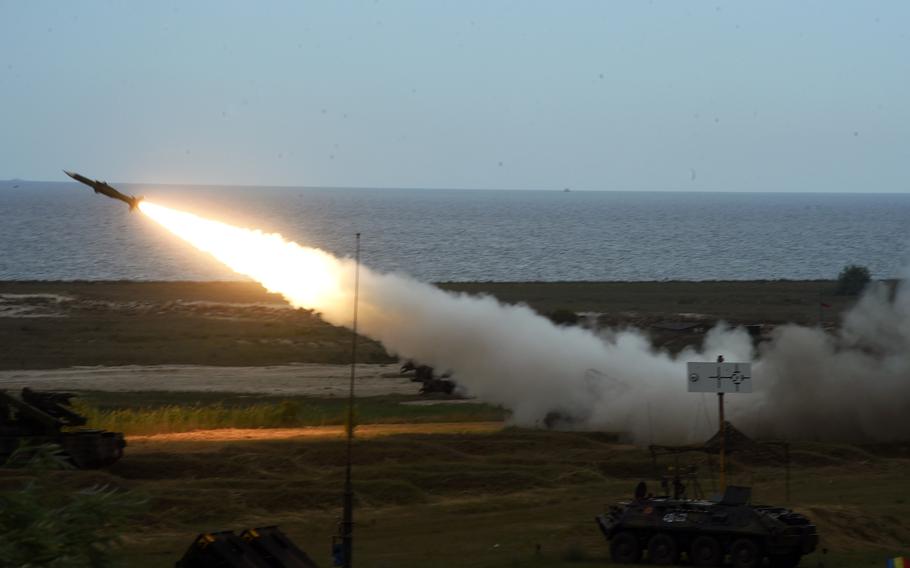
[751,280,910,442]
[140,202,910,443]
[355,273,910,444]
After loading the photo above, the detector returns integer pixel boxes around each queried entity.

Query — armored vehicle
[0,388,125,468]
[400,361,456,395]
[596,483,817,567]
[177,526,318,567]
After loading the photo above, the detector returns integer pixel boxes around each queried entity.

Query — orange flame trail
[138,201,352,313]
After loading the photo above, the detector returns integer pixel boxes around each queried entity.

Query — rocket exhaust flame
[138,202,344,309]
[139,201,910,444]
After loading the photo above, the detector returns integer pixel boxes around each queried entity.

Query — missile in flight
[63,170,143,211]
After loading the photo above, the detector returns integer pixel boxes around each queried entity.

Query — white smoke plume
[747,278,910,442]
[322,262,910,445]
[139,203,910,444]
[332,262,910,444]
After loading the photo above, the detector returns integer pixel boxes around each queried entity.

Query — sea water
[1,181,908,282]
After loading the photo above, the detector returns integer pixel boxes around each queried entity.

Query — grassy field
[0,281,391,369]
[437,280,860,324]
[12,388,909,566]
[4,428,904,567]
[0,280,864,369]
[3,280,906,566]
[72,392,507,435]
[44,390,910,566]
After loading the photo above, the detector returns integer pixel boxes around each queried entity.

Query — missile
[63,170,143,211]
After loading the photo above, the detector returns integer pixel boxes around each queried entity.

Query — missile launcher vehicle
[0,388,125,468]
[596,483,818,567]
[177,526,318,567]
[399,361,456,395]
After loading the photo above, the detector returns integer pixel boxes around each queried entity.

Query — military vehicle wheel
[690,535,722,566]
[609,531,641,564]
[769,554,802,568]
[647,533,679,565]
[729,538,761,568]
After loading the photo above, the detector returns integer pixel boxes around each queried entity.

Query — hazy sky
[1,1,908,191]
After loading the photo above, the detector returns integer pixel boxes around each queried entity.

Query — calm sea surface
[1,181,909,282]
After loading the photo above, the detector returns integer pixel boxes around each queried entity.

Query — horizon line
[3,177,909,195]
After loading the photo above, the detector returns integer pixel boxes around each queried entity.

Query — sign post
[686,356,752,493]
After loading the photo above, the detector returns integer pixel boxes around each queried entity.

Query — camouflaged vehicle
[0,388,125,468]
[596,484,818,567]
[399,361,456,395]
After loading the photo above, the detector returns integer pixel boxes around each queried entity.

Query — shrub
[0,444,145,567]
[835,264,871,296]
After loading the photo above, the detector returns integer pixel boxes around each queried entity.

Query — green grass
[0,422,903,567]
[88,430,910,568]
[72,393,507,435]
[438,280,863,324]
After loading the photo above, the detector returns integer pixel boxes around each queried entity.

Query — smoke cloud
[321,262,910,445]
[140,203,910,444]
[747,278,910,442]
[304,258,910,444]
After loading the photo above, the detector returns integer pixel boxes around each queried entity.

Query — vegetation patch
[73,395,507,435]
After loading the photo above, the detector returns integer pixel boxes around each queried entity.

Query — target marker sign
[687,362,752,393]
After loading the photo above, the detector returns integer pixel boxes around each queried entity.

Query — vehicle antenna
[647,402,654,446]
[341,232,361,568]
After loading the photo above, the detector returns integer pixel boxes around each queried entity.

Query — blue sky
[1,1,908,191]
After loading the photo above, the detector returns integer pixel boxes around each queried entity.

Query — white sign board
[687,362,752,393]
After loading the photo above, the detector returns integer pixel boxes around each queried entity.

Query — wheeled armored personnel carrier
[596,483,817,567]
[0,388,125,468]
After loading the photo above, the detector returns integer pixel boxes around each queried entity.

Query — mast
[341,232,361,568]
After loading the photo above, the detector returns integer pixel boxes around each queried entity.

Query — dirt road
[127,421,504,449]
[0,363,417,396]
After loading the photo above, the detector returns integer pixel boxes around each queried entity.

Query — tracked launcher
[0,388,125,468]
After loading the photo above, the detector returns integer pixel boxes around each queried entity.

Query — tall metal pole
[717,355,726,493]
[718,392,726,493]
[784,442,791,504]
[342,232,361,568]
[817,282,823,327]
